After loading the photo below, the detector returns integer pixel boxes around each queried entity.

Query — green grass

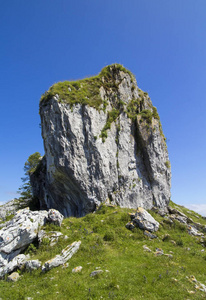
[1,203,206,299]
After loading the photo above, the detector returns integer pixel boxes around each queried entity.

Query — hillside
[0,201,206,300]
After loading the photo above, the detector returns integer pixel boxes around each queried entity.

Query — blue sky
[0,0,206,215]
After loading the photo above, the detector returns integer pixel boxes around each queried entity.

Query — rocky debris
[0,208,64,277]
[132,207,159,232]
[42,241,81,272]
[125,222,135,230]
[154,248,164,256]
[0,254,27,278]
[7,272,20,282]
[72,266,82,273]
[38,230,63,246]
[188,275,206,293]
[187,225,204,237]
[25,260,41,272]
[143,245,152,252]
[90,270,103,277]
[47,209,64,227]
[31,64,171,217]
[143,230,157,239]
[126,208,159,233]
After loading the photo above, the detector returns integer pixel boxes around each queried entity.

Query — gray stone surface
[0,208,64,277]
[133,207,159,232]
[25,260,41,271]
[0,254,27,278]
[42,241,81,272]
[90,270,103,277]
[7,272,20,282]
[47,209,64,227]
[31,65,171,217]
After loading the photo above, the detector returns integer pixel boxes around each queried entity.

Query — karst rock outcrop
[31,64,171,217]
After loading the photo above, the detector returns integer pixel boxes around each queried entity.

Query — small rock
[7,272,20,282]
[125,222,135,230]
[90,270,103,277]
[144,230,157,239]
[143,245,152,252]
[164,254,173,258]
[72,266,82,273]
[47,209,64,227]
[42,241,81,272]
[25,260,41,272]
[133,207,159,232]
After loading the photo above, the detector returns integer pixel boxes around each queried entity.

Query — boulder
[47,209,64,227]
[0,254,27,278]
[25,260,41,272]
[7,272,20,282]
[42,241,81,272]
[0,208,64,277]
[133,207,159,232]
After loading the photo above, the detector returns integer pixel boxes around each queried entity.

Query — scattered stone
[42,241,81,272]
[143,245,152,252]
[90,270,103,277]
[72,266,82,273]
[154,248,164,256]
[132,207,159,232]
[187,225,204,237]
[0,254,27,278]
[144,230,157,239]
[188,275,206,293]
[25,260,41,272]
[125,222,135,230]
[47,209,64,227]
[164,254,173,258]
[170,240,176,245]
[0,207,64,277]
[7,272,20,282]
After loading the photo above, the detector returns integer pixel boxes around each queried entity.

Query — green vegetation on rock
[40,64,134,110]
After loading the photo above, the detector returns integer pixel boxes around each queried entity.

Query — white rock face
[0,208,64,277]
[31,65,171,217]
[133,207,160,232]
[42,241,81,272]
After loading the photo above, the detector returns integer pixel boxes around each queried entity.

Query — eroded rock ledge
[31,64,171,217]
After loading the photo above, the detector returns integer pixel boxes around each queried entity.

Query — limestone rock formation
[0,207,64,277]
[31,64,171,217]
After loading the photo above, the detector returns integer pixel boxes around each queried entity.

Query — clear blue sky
[0,0,206,215]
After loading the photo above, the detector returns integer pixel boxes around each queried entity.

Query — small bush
[103,230,115,241]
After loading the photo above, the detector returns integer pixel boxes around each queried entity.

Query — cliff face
[31,64,171,217]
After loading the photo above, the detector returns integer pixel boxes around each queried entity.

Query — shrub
[103,230,115,241]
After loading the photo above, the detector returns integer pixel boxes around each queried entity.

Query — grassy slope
[0,203,206,300]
